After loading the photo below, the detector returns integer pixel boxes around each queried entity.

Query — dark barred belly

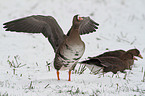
[54,44,85,71]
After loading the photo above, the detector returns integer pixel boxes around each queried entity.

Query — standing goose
[81,52,135,74]
[3,15,99,81]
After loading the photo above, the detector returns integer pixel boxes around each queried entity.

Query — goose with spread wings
[3,15,99,81]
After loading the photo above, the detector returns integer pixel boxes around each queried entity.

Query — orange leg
[68,71,71,81]
[57,71,60,80]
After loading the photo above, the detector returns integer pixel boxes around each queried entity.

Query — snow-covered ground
[0,0,145,95]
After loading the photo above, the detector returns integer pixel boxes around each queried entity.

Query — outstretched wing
[79,16,99,35]
[3,15,65,52]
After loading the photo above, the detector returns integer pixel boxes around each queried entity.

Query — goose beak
[133,56,138,60]
[138,54,143,59]
[78,17,83,21]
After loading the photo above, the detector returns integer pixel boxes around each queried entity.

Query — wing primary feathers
[3,15,64,52]
[79,16,99,35]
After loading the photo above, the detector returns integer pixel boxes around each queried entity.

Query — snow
[0,0,145,95]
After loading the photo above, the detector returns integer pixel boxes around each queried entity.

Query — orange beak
[133,56,138,60]
[138,54,143,59]
[78,17,83,21]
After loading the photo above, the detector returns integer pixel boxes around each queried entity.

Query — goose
[88,48,143,69]
[3,15,99,81]
[81,51,135,74]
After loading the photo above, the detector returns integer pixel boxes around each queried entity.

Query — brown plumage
[81,52,135,74]
[89,48,143,69]
[3,15,99,81]
[91,48,143,58]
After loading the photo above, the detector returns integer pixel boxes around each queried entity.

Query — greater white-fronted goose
[3,15,99,81]
[88,48,143,69]
[81,52,135,74]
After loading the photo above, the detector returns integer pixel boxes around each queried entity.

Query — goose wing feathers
[3,15,65,52]
[79,16,99,35]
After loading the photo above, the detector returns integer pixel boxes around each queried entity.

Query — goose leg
[68,70,71,81]
[57,71,60,80]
